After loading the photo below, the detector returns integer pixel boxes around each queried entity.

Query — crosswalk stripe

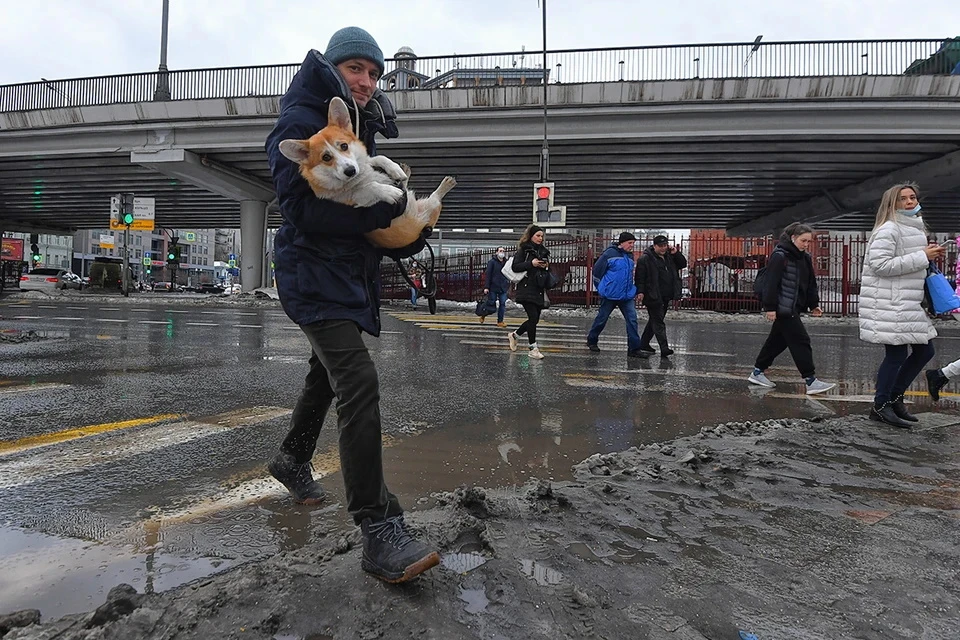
[0,382,71,397]
[0,407,292,488]
[0,412,181,456]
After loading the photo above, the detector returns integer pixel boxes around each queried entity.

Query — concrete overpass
[3,39,960,288]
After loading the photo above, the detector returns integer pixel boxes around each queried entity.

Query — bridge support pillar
[239,200,267,292]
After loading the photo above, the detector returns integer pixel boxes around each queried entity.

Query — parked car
[198,283,225,295]
[19,268,72,293]
[60,272,85,290]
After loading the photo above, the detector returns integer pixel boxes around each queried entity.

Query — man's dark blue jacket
[266,50,424,336]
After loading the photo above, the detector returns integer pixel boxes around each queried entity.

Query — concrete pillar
[239,200,267,292]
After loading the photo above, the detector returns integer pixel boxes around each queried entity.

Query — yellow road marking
[0,413,182,455]
[904,390,960,398]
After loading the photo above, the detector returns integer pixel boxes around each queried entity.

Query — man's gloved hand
[382,225,431,260]
[364,190,410,232]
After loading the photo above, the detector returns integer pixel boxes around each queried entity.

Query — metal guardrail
[1,39,958,112]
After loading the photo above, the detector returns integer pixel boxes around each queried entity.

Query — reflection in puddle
[459,587,490,614]
[519,559,564,586]
[441,552,488,574]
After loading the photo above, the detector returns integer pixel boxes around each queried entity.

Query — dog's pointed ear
[278,139,310,163]
[328,97,352,131]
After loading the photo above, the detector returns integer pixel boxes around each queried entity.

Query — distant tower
[381,46,428,91]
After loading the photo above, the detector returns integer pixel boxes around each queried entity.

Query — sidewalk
[4,413,957,639]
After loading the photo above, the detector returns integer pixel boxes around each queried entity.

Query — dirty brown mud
[3,413,958,639]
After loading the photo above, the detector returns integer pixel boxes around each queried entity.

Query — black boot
[891,396,919,422]
[267,451,327,504]
[361,514,440,583]
[926,368,948,402]
[869,403,912,429]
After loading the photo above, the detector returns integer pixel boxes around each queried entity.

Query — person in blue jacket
[483,247,510,326]
[264,26,438,583]
[586,232,645,357]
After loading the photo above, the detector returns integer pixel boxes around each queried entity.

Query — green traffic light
[168,253,175,260]
[123,213,134,225]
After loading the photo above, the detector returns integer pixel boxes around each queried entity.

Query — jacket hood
[777,239,805,259]
[281,50,399,139]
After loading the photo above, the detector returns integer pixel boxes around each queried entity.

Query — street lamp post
[153,0,171,101]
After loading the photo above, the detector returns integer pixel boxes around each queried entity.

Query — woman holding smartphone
[507,224,551,359]
[859,183,945,428]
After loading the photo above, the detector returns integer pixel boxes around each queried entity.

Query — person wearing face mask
[859,183,945,428]
[507,225,551,359]
[483,247,510,327]
[747,222,835,394]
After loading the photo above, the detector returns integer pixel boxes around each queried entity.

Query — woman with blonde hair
[859,183,945,428]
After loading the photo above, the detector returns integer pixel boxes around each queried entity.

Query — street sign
[99,234,115,249]
[151,260,166,267]
[228,259,237,267]
[109,196,156,231]
[142,257,152,266]
[182,232,196,242]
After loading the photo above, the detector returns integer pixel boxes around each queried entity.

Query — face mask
[897,204,922,216]
[497,252,505,259]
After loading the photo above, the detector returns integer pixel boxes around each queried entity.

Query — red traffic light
[536,186,552,199]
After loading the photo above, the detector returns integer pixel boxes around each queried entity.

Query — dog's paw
[375,184,405,205]
[370,156,408,183]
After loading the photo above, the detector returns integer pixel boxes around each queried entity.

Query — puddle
[608,540,656,564]
[441,552,488,574]
[518,559,564,586]
[567,541,604,563]
[619,524,658,542]
[459,587,490,614]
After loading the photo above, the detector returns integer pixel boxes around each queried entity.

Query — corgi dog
[278,96,456,249]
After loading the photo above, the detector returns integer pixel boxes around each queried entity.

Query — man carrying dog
[265,26,438,583]
[587,232,645,357]
[635,235,687,357]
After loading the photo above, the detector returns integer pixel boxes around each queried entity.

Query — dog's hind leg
[417,176,457,227]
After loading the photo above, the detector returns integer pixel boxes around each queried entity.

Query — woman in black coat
[507,224,551,359]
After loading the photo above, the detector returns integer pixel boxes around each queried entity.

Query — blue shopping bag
[925,262,960,314]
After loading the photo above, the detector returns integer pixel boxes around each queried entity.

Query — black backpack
[752,248,784,299]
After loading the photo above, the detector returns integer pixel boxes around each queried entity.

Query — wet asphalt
[1,292,959,619]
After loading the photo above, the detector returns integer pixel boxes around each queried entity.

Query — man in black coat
[634,235,687,356]
[265,26,438,583]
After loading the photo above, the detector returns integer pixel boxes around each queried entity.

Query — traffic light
[30,242,41,263]
[167,243,180,265]
[533,182,566,226]
[120,193,135,226]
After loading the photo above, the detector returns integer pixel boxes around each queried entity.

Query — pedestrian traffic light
[118,193,135,226]
[30,243,41,262]
[532,182,566,227]
[167,244,180,265]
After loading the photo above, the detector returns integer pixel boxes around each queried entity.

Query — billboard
[1,237,24,262]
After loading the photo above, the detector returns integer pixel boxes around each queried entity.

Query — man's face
[654,243,669,256]
[621,240,635,252]
[336,58,381,107]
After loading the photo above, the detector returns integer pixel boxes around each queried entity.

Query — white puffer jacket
[858,215,935,345]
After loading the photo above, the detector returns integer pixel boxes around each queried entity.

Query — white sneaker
[805,379,836,395]
[528,347,545,359]
[747,371,776,388]
[508,332,518,352]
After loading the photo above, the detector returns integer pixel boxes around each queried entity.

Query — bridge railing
[1,39,957,112]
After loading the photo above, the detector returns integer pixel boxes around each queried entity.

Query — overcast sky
[1,0,957,84]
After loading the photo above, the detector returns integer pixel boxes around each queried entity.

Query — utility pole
[153,0,171,101]
[539,0,549,182]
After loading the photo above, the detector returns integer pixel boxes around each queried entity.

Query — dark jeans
[874,342,936,405]
[516,302,542,344]
[587,297,641,351]
[487,290,508,323]
[755,314,815,378]
[640,302,670,350]
[280,320,402,524]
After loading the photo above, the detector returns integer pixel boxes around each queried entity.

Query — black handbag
[475,297,497,317]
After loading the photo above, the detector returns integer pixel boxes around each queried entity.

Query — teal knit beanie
[324,26,385,75]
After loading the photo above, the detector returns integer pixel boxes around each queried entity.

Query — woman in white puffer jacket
[859,183,945,428]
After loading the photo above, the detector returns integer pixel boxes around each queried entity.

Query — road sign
[142,257,152,266]
[99,234,115,249]
[182,232,196,242]
[109,196,156,231]
[227,259,237,268]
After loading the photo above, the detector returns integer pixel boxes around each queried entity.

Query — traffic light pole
[540,0,550,182]
[122,226,131,296]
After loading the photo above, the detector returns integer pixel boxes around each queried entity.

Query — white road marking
[0,383,71,396]
[186,322,218,327]
[163,310,189,314]
[99,308,121,311]
[12,316,41,320]
[37,306,56,309]
[51,317,83,321]
[234,324,263,328]
[98,319,128,323]
[139,320,169,325]
[0,406,293,490]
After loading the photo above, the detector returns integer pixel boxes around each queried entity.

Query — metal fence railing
[381,232,960,317]
[2,39,958,112]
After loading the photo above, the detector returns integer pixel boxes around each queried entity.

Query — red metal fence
[381,233,959,316]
